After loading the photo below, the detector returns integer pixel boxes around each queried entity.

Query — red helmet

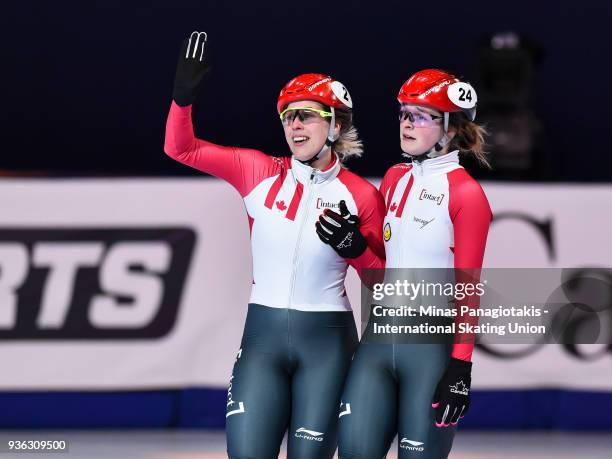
[277,73,353,114]
[397,69,477,121]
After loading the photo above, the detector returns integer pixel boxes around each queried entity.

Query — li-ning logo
[419,189,445,205]
[449,380,469,396]
[400,438,424,452]
[226,348,246,418]
[316,198,340,210]
[308,77,332,92]
[295,427,324,442]
[413,216,435,229]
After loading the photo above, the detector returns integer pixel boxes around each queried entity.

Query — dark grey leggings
[338,331,456,458]
[226,303,358,459]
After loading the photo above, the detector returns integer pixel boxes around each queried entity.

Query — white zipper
[287,169,316,308]
[414,160,423,177]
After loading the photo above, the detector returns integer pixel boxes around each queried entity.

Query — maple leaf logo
[390,202,398,212]
[449,380,469,396]
[337,232,354,249]
[276,200,287,211]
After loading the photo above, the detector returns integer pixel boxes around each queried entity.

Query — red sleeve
[337,170,386,278]
[164,101,282,197]
[448,168,492,362]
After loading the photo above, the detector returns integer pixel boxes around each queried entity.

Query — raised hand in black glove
[172,31,210,107]
[432,357,472,427]
[316,200,367,259]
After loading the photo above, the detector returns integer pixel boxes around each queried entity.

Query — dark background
[2,1,610,181]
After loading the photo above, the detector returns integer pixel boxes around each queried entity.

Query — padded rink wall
[0,178,611,430]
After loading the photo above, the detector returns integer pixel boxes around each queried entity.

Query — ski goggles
[399,106,443,128]
[280,107,333,126]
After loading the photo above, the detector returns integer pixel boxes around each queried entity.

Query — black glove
[316,200,367,259]
[172,31,210,107]
[432,357,472,427]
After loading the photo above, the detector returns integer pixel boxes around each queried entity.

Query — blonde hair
[448,114,490,168]
[332,109,363,162]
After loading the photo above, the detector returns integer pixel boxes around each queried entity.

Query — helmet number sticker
[459,88,472,102]
[448,82,477,109]
[331,81,353,108]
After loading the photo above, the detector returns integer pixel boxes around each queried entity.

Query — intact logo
[383,223,392,242]
[316,198,340,210]
[276,200,287,211]
[0,228,195,339]
[295,427,324,442]
[449,380,469,396]
[226,348,246,418]
[226,374,246,418]
[339,402,351,418]
[389,202,398,213]
[400,438,424,452]
[419,189,445,205]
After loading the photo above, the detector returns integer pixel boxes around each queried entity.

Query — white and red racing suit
[379,150,492,361]
[164,101,386,312]
[337,151,492,459]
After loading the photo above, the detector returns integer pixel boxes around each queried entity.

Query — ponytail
[331,109,363,161]
[448,114,490,169]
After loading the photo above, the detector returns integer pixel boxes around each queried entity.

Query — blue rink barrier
[1,389,611,430]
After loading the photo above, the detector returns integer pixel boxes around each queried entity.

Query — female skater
[327,69,492,459]
[164,32,385,459]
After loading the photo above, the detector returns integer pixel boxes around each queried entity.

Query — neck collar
[409,150,461,177]
[291,152,341,184]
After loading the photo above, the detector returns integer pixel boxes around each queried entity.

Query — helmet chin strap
[297,107,338,166]
[405,112,450,163]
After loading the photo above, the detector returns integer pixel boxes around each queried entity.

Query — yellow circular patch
[383,222,392,242]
